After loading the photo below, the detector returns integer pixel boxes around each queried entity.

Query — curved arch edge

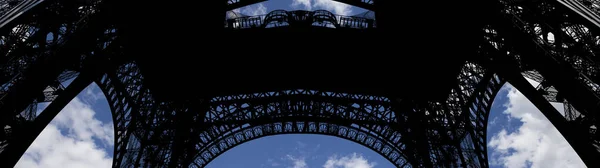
[194,121,409,168]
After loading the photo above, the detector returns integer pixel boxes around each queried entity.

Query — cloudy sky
[12,0,587,167]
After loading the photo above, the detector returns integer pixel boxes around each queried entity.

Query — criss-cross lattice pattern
[1,0,600,168]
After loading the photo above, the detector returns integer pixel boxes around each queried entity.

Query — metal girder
[482,34,600,167]
[99,62,160,168]
[0,0,108,123]
[457,72,504,168]
[0,16,118,168]
[491,0,600,152]
[499,62,600,168]
[195,93,407,167]
[0,74,93,168]
[0,0,101,75]
[499,0,600,118]
[0,0,44,31]
[4,0,600,168]
[0,10,112,168]
[194,122,407,168]
[519,68,597,152]
[555,0,600,31]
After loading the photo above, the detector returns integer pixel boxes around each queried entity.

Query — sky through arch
[15,83,114,168]
[207,134,389,168]
[486,80,586,168]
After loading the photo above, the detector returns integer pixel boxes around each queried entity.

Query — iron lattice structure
[0,0,600,167]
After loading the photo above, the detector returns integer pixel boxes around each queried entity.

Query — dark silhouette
[0,0,599,167]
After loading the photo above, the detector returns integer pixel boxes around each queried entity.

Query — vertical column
[168,98,212,167]
[392,99,433,167]
[168,104,192,168]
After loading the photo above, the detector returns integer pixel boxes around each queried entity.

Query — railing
[225,10,376,29]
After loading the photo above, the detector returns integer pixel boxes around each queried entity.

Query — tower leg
[0,74,93,168]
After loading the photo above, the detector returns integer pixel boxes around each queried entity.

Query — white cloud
[277,141,324,167]
[81,86,104,105]
[291,0,353,15]
[286,155,308,168]
[14,125,112,168]
[52,96,114,147]
[323,153,376,168]
[291,0,312,11]
[313,0,352,15]
[296,141,308,149]
[268,158,281,167]
[233,3,268,16]
[487,84,585,168]
[15,90,114,168]
[489,116,499,126]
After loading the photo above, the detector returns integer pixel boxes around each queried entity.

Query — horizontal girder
[193,121,407,167]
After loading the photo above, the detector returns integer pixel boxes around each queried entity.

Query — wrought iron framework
[1,0,600,167]
[196,90,406,167]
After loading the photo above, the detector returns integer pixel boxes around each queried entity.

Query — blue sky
[11,0,587,167]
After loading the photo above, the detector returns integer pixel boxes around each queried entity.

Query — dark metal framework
[1,0,600,167]
[196,90,406,167]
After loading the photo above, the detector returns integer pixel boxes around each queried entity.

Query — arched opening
[14,83,115,168]
[206,134,393,168]
[486,81,586,167]
[194,121,405,167]
[194,89,407,167]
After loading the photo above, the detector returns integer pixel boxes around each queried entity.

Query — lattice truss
[163,62,500,168]
[83,57,506,168]
[0,1,533,168]
[479,0,600,154]
[2,0,600,168]
[0,0,114,156]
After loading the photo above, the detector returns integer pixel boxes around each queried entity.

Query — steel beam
[0,74,93,168]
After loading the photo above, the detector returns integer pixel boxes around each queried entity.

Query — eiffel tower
[0,0,599,167]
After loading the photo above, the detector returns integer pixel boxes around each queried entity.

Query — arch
[479,68,599,168]
[262,9,289,28]
[95,62,158,168]
[472,74,506,168]
[94,60,596,168]
[93,61,513,168]
[193,90,408,167]
[95,74,125,167]
[312,10,339,28]
[193,122,407,168]
[483,74,598,167]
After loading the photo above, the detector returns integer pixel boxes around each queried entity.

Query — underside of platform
[126,27,477,102]
[118,0,490,102]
